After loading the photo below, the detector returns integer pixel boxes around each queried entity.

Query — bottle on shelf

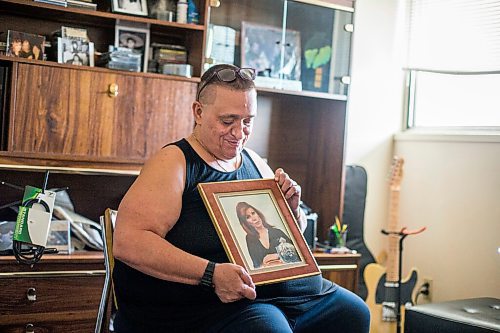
[187,0,199,24]
[176,0,188,24]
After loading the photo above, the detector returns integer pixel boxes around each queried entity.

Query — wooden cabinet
[8,62,195,162]
[0,252,105,333]
[314,252,361,293]
[0,0,355,242]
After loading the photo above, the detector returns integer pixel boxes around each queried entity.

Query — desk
[314,252,361,293]
[0,251,360,332]
[0,252,104,333]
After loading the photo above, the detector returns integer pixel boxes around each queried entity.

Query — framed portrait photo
[111,0,148,16]
[115,23,150,72]
[198,179,320,285]
[6,30,45,61]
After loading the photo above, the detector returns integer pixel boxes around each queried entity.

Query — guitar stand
[381,226,426,333]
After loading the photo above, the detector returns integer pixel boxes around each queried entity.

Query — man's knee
[216,303,292,333]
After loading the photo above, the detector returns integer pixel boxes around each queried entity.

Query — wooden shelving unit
[0,0,355,242]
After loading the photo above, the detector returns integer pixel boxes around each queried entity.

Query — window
[405,0,500,129]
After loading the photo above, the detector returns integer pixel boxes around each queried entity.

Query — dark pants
[207,286,370,333]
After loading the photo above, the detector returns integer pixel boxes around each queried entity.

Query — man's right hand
[212,263,256,303]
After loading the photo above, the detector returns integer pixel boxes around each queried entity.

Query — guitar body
[365,263,420,333]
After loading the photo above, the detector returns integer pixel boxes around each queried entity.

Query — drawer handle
[108,83,119,97]
[27,287,36,301]
[26,323,35,333]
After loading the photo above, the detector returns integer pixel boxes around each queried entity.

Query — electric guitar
[365,157,419,333]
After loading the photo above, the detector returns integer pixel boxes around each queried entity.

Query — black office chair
[95,208,117,333]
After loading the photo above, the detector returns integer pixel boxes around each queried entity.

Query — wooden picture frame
[198,179,320,285]
[111,0,148,16]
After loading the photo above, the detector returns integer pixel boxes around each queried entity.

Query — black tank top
[113,139,334,333]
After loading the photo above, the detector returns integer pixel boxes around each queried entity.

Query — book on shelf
[34,0,67,7]
[152,43,187,64]
[61,26,90,42]
[66,0,97,10]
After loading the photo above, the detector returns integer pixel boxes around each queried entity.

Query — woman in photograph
[67,53,83,66]
[236,201,299,269]
[8,38,22,57]
[20,39,34,59]
[119,33,144,51]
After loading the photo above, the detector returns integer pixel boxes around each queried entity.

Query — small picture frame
[115,23,150,72]
[111,0,148,16]
[198,179,320,285]
[6,30,45,61]
[57,37,95,67]
[47,220,72,253]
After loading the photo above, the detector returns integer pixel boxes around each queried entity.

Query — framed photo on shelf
[6,30,45,60]
[57,37,95,67]
[111,0,148,16]
[198,179,320,285]
[241,21,301,81]
[115,23,150,72]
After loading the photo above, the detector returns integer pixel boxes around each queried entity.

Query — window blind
[406,0,500,73]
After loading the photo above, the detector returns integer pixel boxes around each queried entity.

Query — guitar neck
[386,187,400,282]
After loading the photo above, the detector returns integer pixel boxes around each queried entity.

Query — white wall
[395,135,500,301]
[346,0,406,260]
[347,0,500,302]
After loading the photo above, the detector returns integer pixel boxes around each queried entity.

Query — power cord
[12,171,51,266]
[415,282,430,305]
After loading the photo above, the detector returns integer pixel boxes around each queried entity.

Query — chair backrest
[95,208,117,333]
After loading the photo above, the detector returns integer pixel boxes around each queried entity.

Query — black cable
[415,282,430,305]
[1,187,68,211]
[0,181,25,191]
[42,170,50,194]
[13,198,51,266]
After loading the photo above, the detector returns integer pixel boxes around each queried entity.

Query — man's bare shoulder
[139,144,186,178]
[117,144,186,234]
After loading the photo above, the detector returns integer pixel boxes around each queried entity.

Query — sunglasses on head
[196,67,256,101]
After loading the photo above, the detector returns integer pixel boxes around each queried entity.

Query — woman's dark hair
[236,202,272,236]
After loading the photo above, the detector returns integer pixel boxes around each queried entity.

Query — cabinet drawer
[0,274,104,323]
[9,63,195,162]
[0,319,95,333]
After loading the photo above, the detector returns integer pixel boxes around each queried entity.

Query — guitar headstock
[389,156,404,190]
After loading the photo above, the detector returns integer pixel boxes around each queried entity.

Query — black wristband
[200,261,216,289]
